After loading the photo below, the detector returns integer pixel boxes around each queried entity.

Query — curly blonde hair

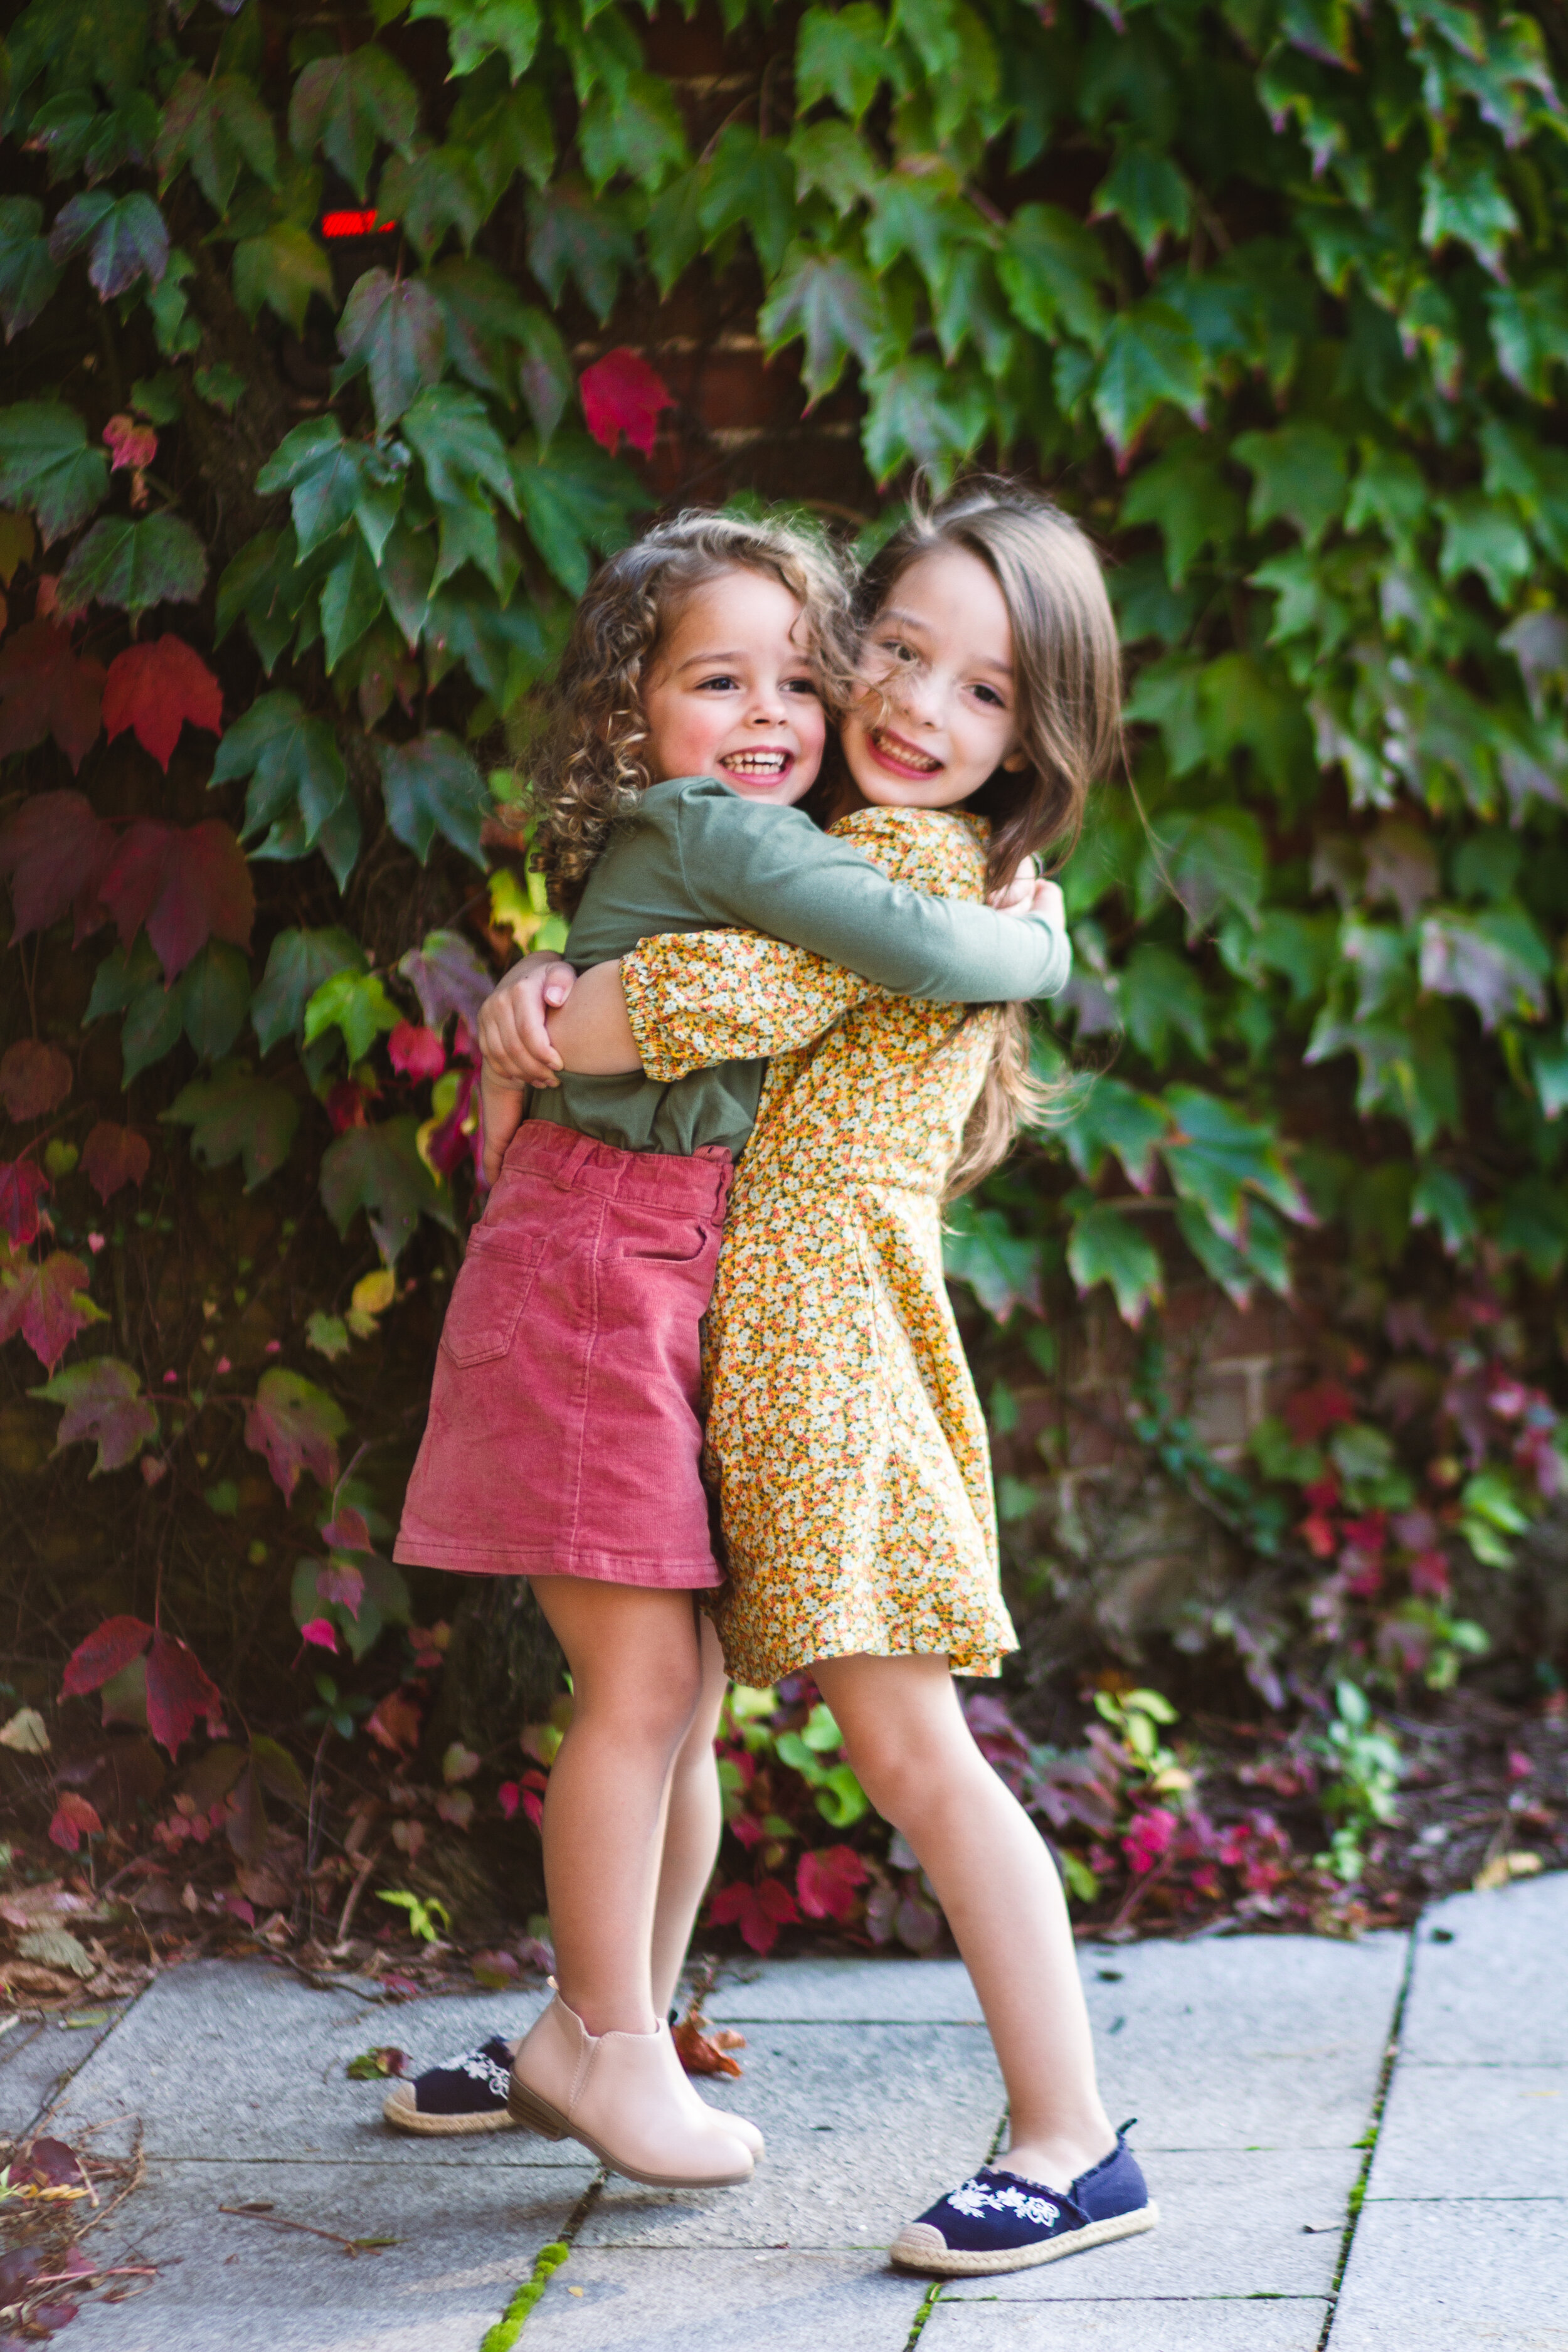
[521,512,860,915]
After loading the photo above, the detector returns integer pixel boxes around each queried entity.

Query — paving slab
[48,1959,561,2168]
[936,2148,1359,2301]
[1329,2198,1568,2351]
[61,2154,592,2352]
[522,2247,928,2350]
[706,1957,984,2024]
[1399,1873,1568,2066]
[1367,2062,1568,2199]
[0,2006,127,2137]
[1078,1932,1404,2151]
[579,2020,1005,2251]
[922,2297,1331,2350]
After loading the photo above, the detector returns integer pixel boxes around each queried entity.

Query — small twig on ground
[217,2203,398,2257]
[334,1838,388,1948]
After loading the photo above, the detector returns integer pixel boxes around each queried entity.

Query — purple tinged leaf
[31,1357,157,1473]
[398,928,493,1032]
[377,734,487,867]
[337,270,447,431]
[319,1115,455,1264]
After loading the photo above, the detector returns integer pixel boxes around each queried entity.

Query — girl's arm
[547,877,1066,1085]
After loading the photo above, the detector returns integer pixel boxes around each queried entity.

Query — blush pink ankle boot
[507,1993,754,2188]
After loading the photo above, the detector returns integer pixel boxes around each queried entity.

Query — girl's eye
[973,682,1006,709]
[784,677,820,697]
[881,638,917,664]
[696,674,740,691]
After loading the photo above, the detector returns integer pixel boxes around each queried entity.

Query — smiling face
[639,566,827,805]
[843,546,1026,812]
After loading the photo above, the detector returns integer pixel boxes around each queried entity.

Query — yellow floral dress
[618,806,1019,1685]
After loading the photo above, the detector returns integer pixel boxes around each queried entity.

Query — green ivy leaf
[511,433,645,595]
[336,268,447,431]
[698,125,797,278]
[1121,438,1243,586]
[1092,302,1206,457]
[48,189,167,299]
[304,968,400,1063]
[525,181,635,323]
[181,940,253,1062]
[410,0,542,82]
[251,926,368,1056]
[862,352,989,482]
[579,71,688,194]
[1419,146,1518,278]
[162,1062,301,1190]
[759,242,884,400]
[319,535,385,671]
[1436,490,1534,606]
[31,1356,157,1475]
[997,204,1110,349]
[233,223,332,338]
[55,514,207,620]
[1066,1204,1163,1325]
[256,418,406,563]
[288,43,419,201]
[0,198,61,339]
[1053,1074,1171,1192]
[0,401,108,546]
[211,690,356,879]
[1232,421,1350,549]
[795,3,901,125]
[377,731,487,866]
[155,68,277,216]
[319,1113,454,1263]
[1093,142,1190,263]
[376,144,492,262]
[941,1197,1041,1320]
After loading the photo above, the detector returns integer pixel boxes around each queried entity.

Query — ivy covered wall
[1,0,1567,1941]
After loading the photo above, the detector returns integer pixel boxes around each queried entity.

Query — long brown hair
[859,478,1121,1195]
[522,511,859,915]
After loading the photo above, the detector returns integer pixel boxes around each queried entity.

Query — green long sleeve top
[530,774,1072,1160]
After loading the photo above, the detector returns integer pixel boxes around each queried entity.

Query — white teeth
[725,753,787,773]
[874,731,940,772]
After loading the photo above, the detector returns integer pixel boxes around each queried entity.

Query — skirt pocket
[440,1225,546,1367]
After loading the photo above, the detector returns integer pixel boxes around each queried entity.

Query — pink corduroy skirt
[394,1118,733,1588]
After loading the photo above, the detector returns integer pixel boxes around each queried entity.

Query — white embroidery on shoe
[943,2178,1061,2230]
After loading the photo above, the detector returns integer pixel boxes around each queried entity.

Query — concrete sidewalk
[5,1872,1563,2350]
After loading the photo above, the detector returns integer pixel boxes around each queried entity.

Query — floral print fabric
[620,807,1018,1685]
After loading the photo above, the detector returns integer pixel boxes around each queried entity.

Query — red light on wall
[321,211,398,239]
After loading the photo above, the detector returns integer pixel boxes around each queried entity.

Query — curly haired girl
[388,507,1073,2191]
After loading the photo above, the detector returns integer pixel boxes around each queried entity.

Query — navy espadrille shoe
[891,2122,1158,2277]
[383,2035,519,2136]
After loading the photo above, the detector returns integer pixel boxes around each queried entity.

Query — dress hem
[394,1533,722,1591]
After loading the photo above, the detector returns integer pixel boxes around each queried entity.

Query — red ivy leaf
[1284,1380,1357,1443]
[98,817,255,984]
[103,415,157,474]
[578,347,674,458]
[366,1688,422,1754]
[796,1844,868,1923]
[317,1560,364,1616]
[706,1874,798,1956]
[0,1248,97,1369]
[0,1160,50,1245]
[33,1355,158,1473]
[61,1613,153,1697]
[23,2138,85,2190]
[300,1615,339,1651]
[0,788,117,945]
[102,636,223,773]
[48,1791,103,1851]
[81,1121,151,1204]
[0,621,105,773]
[320,1505,371,1553]
[388,1021,445,1081]
[145,1628,224,1756]
[0,1040,72,1120]
[244,1367,347,1502]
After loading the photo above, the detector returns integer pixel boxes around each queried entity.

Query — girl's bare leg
[527,1577,707,2037]
[813,1651,1115,2191]
[649,1613,729,2018]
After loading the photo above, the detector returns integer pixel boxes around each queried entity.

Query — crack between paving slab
[27,1978,154,2143]
[476,2167,604,2349]
[1316,1925,1418,2352]
[902,2075,1014,2343]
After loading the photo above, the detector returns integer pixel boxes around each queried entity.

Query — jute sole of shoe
[506,2077,752,2190]
[382,2088,515,2137]
[890,2201,1160,2277]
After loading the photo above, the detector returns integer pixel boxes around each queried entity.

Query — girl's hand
[479,1063,527,1189]
[477,951,577,1088]
[1025,876,1066,929]
[987,855,1041,916]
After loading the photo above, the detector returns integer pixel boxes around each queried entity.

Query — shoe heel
[507,2079,569,2140]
